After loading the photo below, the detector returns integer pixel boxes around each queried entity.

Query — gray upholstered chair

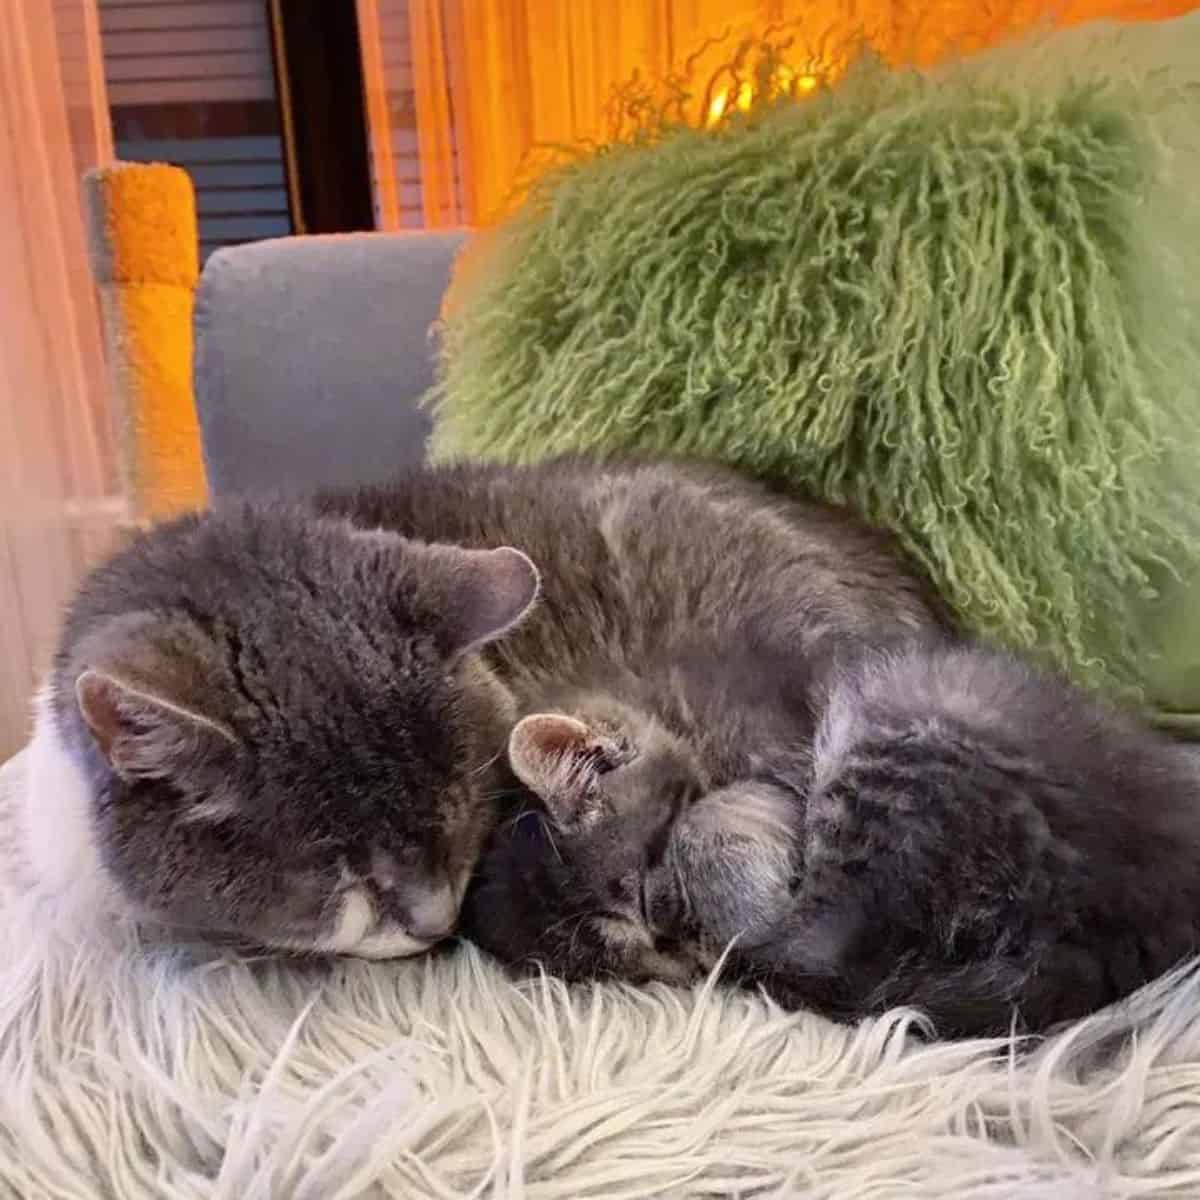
[193,230,467,498]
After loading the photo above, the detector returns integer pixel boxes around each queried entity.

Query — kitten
[459,672,817,984]
[26,457,943,956]
[465,641,1200,1037]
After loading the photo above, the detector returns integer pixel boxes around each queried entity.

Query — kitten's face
[463,698,805,982]
[57,507,540,957]
[462,700,711,984]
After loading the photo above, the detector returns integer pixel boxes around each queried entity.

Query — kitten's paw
[591,917,702,986]
[684,781,798,849]
[670,780,799,949]
[636,947,704,986]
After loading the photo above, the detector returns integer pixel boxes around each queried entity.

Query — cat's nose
[404,887,458,943]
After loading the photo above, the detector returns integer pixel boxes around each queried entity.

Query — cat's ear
[75,668,237,786]
[426,544,541,656]
[349,527,540,656]
[509,713,607,832]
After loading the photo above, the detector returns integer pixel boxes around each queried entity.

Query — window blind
[99,0,291,258]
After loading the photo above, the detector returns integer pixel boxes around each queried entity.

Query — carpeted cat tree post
[83,162,208,521]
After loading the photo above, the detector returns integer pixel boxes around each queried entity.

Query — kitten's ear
[509,713,606,832]
[75,668,237,784]
[428,545,541,656]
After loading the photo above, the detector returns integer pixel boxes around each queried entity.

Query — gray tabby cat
[23,457,940,958]
[466,638,1200,1036]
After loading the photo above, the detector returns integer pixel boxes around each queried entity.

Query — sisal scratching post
[84,162,207,520]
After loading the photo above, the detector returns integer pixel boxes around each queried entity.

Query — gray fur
[52,504,537,956]
[496,636,1200,1037]
[463,690,713,984]
[440,456,947,981]
[53,457,941,958]
[733,642,1200,1036]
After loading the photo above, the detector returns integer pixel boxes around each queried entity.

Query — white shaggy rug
[4,752,1200,1198]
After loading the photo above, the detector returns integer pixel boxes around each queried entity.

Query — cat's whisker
[543,911,590,941]
[565,913,592,964]
[470,748,506,778]
[541,821,564,866]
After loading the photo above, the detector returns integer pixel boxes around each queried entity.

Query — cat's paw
[636,946,704,987]
[593,917,703,986]
[669,780,799,950]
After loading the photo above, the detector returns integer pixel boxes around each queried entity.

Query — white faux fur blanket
[4,751,1200,1198]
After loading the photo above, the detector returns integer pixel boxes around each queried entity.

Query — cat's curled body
[471,636,1200,1036]
[28,457,942,958]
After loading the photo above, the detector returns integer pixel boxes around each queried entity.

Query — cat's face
[57,507,540,957]
[462,699,712,983]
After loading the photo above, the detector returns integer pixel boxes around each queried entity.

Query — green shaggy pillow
[430,18,1200,714]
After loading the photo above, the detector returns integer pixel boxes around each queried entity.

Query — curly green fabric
[429,44,1200,699]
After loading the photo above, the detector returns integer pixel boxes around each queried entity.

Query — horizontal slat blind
[99,0,261,32]
[99,0,273,104]
[117,135,289,258]
[375,0,428,227]
[98,0,291,258]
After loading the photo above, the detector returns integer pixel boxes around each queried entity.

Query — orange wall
[417,0,1199,225]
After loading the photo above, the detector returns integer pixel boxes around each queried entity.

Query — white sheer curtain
[0,0,119,759]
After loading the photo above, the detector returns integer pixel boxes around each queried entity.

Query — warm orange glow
[775,65,821,94]
[706,80,756,125]
[405,0,1200,228]
[706,65,826,127]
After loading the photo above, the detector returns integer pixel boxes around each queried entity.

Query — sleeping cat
[28,506,540,957]
[23,457,943,956]
[462,639,1200,1037]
